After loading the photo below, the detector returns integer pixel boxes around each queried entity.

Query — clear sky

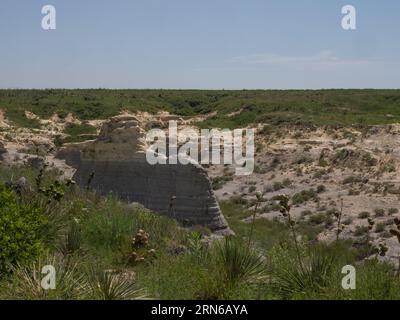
[1,0,399,89]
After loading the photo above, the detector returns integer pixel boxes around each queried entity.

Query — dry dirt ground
[1,110,400,262]
[210,124,400,263]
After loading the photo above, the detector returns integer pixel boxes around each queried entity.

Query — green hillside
[2,89,400,129]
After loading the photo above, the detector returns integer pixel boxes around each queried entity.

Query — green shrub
[342,175,364,185]
[374,208,385,217]
[335,149,351,162]
[211,175,234,190]
[273,182,283,191]
[343,217,353,225]
[273,179,292,191]
[292,189,318,205]
[358,212,370,219]
[0,185,47,275]
[354,226,369,237]
[309,213,333,227]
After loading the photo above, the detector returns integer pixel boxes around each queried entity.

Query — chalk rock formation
[57,114,232,235]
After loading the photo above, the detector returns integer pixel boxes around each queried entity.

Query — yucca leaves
[216,237,265,285]
[86,268,147,300]
[268,245,337,299]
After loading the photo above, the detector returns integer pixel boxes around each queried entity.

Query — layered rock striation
[57,114,232,235]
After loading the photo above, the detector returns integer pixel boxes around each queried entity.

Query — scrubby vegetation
[0,185,47,274]
[2,164,400,300]
[3,89,400,129]
[0,166,187,299]
[3,89,400,300]
[61,123,97,144]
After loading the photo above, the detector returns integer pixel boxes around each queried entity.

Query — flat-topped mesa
[56,114,232,235]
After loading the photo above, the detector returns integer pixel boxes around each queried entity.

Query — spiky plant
[268,245,336,299]
[86,268,147,300]
[216,237,265,287]
[4,254,87,300]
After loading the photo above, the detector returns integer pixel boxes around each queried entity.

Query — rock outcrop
[57,114,232,235]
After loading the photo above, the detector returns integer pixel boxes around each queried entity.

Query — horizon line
[1,87,400,91]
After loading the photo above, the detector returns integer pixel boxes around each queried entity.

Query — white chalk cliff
[57,114,232,235]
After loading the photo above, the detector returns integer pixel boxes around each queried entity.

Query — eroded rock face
[57,114,232,235]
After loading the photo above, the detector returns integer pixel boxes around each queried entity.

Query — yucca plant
[215,237,265,287]
[268,244,336,299]
[4,254,87,300]
[86,268,147,300]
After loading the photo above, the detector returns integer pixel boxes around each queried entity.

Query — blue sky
[0,0,399,89]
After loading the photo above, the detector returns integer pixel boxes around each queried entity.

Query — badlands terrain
[2,101,400,261]
[2,89,400,299]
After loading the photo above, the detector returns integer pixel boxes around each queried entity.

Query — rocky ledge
[57,114,232,235]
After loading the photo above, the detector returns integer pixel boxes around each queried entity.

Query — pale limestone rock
[57,115,232,235]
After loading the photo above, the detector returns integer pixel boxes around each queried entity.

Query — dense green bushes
[0,185,47,275]
[3,89,400,129]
